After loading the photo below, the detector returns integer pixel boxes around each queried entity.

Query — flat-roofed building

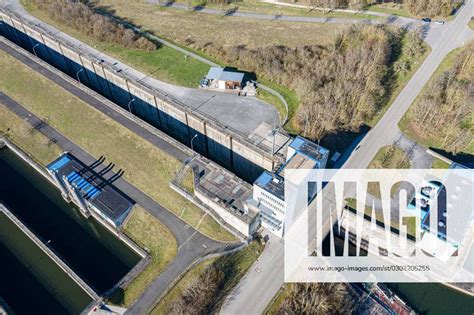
[418,163,473,260]
[253,171,286,236]
[192,159,260,237]
[252,136,330,237]
[201,67,246,91]
[47,154,134,228]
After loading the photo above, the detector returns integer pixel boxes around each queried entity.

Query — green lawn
[0,105,62,165]
[469,19,474,30]
[21,0,210,88]
[431,157,451,169]
[257,79,300,132]
[0,50,236,243]
[110,206,178,307]
[152,241,263,314]
[368,145,411,170]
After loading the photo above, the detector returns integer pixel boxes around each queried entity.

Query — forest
[407,41,473,154]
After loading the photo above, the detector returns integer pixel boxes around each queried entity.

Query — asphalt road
[221,1,474,313]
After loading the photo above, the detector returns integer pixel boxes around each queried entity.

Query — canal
[327,235,474,314]
[0,147,141,312]
[0,211,91,314]
[388,283,474,315]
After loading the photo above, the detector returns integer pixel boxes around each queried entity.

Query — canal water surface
[0,148,140,313]
[327,235,474,314]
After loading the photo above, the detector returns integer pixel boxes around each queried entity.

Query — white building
[252,136,330,237]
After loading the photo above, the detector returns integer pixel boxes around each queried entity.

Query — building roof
[206,67,245,83]
[47,154,134,224]
[289,136,329,162]
[254,171,285,201]
[195,161,257,224]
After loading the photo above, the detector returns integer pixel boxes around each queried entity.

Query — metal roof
[254,171,285,201]
[47,154,134,224]
[289,136,329,162]
[206,67,245,82]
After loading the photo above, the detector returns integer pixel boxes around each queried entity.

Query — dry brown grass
[97,0,344,50]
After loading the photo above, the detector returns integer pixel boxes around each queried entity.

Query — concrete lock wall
[0,10,277,182]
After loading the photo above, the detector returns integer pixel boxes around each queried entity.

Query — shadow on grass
[320,124,370,168]
[429,147,474,167]
[88,2,164,50]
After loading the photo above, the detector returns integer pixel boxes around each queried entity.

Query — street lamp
[190,134,198,152]
[32,43,40,57]
[271,128,277,155]
[127,98,136,114]
[76,68,84,84]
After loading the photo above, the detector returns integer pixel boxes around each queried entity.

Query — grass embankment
[96,0,343,48]
[0,105,62,164]
[21,1,209,88]
[0,50,236,245]
[257,80,300,130]
[431,157,451,169]
[365,3,414,18]
[264,285,292,315]
[110,206,177,306]
[152,241,263,314]
[399,46,473,155]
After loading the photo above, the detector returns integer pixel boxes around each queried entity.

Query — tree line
[28,0,156,51]
[409,41,473,154]
[205,25,424,140]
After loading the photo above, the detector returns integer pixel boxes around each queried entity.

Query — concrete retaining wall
[0,9,278,182]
